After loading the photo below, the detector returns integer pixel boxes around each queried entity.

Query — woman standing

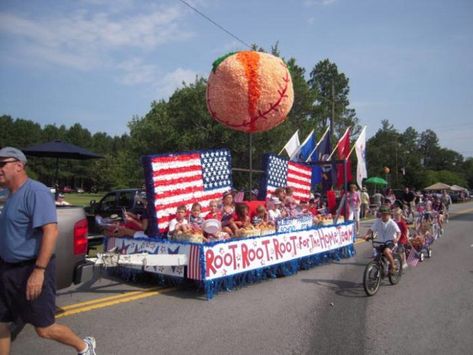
[347,184,361,232]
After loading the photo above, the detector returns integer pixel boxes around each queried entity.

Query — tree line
[1,49,472,192]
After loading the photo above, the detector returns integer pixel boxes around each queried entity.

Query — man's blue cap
[0,147,27,163]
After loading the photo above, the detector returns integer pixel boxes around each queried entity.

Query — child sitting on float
[284,187,298,216]
[168,205,191,238]
[273,187,286,204]
[221,191,235,233]
[188,202,204,232]
[205,200,222,220]
[252,205,274,228]
[267,196,282,223]
[233,203,251,228]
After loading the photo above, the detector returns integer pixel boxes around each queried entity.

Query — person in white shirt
[267,197,282,223]
[363,205,400,274]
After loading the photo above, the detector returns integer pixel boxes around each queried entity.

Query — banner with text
[204,223,354,280]
[106,237,190,278]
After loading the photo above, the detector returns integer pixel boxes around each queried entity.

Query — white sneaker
[80,336,96,355]
[402,263,408,269]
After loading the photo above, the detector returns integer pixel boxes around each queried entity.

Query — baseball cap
[271,196,282,204]
[379,206,391,214]
[0,147,27,163]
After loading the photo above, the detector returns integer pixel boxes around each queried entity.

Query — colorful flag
[310,130,334,191]
[336,127,352,186]
[406,248,419,267]
[234,191,245,202]
[261,154,312,202]
[187,244,202,280]
[355,126,367,189]
[292,130,316,162]
[143,149,233,234]
[279,130,300,158]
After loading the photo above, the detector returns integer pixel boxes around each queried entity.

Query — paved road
[12,202,473,354]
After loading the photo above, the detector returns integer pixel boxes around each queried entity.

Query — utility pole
[330,81,335,137]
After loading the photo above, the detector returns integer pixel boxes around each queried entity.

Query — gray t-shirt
[0,179,57,262]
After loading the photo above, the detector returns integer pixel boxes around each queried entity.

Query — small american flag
[406,248,419,267]
[144,149,233,234]
[234,191,245,202]
[262,154,312,202]
[187,244,202,280]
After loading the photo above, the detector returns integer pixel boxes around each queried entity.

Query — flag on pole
[291,130,316,162]
[279,130,300,158]
[261,154,312,202]
[406,248,419,267]
[143,149,233,234]
[355,126,367,189]
[336,127,352,186]
[309,130,334,191]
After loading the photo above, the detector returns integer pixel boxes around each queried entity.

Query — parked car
[85,188,144,235]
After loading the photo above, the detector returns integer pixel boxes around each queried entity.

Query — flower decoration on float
[206,51,294,133]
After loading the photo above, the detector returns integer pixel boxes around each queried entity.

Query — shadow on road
[301,278,366,298]
[57,271,160,296]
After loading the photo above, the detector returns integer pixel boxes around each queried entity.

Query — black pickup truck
[85,188,143,235]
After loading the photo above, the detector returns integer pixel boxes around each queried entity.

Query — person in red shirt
[205,200,222,220]
[326,186,337,215]
[393,208,409,269]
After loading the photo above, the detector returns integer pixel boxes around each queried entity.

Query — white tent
[450,184,468,192]
[424,182,451,191]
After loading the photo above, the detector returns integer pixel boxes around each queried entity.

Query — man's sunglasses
[0,160,19,168]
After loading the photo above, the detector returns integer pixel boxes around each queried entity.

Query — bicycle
[363,238,403,296]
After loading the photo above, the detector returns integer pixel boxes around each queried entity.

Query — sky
[0,0,472,157]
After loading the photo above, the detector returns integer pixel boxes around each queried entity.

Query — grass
[64,193,105,207]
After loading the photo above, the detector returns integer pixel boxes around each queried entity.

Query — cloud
[0,4,193,71]
[116,58,159,85]
[158,68,201,98]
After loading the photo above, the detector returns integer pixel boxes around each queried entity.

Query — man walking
[0,147,96,355]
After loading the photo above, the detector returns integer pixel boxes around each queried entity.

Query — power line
[177,0,252,49]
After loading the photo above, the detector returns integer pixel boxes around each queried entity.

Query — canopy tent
[450,184,468,192]
[364,176,388,185]
[22,140,103,184]
[424,182,451,191]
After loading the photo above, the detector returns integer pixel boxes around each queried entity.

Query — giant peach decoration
[206,51,294,133]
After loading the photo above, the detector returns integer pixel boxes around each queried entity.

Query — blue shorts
[0,257,56,328]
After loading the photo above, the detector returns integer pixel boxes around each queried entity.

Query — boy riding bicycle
[363,205,401,274]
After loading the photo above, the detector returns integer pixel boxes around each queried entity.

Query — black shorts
[0,257,56,328]
[379,241,395,253]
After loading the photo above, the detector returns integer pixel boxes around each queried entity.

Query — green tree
[308,59,361,138]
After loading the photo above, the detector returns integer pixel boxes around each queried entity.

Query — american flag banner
[187,244,202,280]
[142,149,233,235]
[260,154,312,202]
[406,248,419,267]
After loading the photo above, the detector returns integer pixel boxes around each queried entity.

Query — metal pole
[249,133,253,200]
[331,81,335,137]
[344,159,348,220]
[55,157,59,185]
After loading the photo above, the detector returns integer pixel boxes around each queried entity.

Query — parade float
[99,51,356,299]
[102,149,355,299]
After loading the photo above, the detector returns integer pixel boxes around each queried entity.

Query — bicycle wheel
[389,254,403,285]
[363,261,381,296]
